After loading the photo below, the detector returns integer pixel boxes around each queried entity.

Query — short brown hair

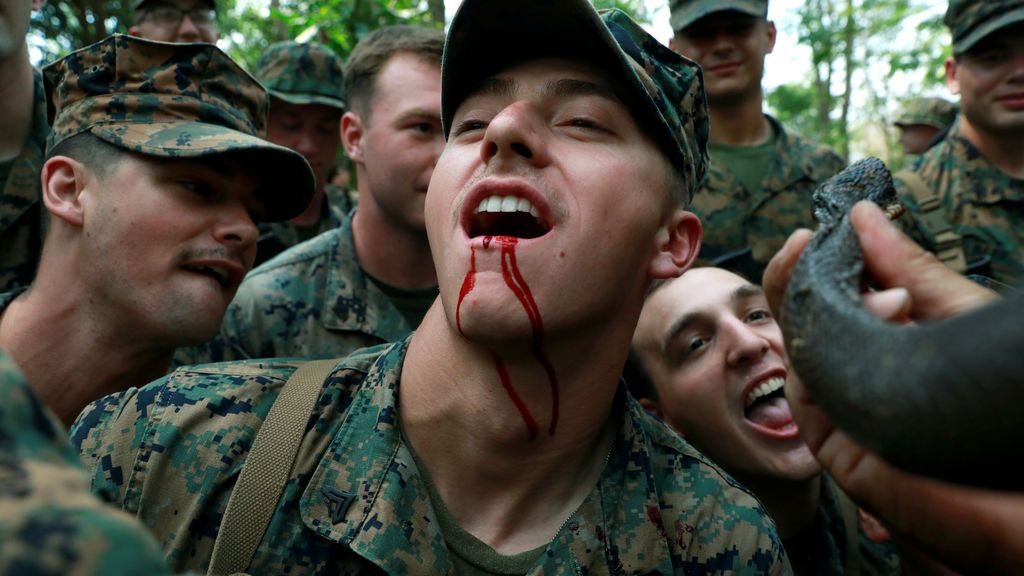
[344,25,444,119]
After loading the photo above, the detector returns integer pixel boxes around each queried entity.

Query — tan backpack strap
[207,359,338,576]
[893,170,968,274]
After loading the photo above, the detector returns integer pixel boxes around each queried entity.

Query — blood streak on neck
[454,235,560,440]
[498,237,560,436]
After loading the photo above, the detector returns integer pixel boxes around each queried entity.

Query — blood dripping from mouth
[455,236,561,441]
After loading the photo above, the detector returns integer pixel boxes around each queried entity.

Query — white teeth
[474,194,539,217]
[745,376,785,408]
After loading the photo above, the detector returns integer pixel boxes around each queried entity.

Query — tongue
[747,396,793,430]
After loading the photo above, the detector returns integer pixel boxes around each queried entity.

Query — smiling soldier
[0,34,313,426]
[72,1,790,573]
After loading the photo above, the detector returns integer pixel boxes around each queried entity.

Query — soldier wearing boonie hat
[0,34,314,427]
[129,0,218,43]
[891,0,1024,286]
[251,41,352,265]
[667,0,845,283]
[893,96,959,155]
[69,4,790,574]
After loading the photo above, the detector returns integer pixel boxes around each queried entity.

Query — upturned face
[671,11,776,105]
[0,0,34,59]
[427,57,689,347]
[948,23,1024,138]
[633,267,820,483]
[78,152,260,346]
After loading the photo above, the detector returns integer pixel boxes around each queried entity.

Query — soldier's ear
[40,156,89,227]
[945,57,960,95]
[648,209,701,280]
[341,111,365,165]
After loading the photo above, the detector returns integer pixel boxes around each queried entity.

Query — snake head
[811,157,898,227]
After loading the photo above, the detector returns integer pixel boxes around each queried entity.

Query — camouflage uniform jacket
[0,349,175,576]
[175,213,412,365]
[692,115,844,280]
[0,70,49,293]
[73,339,791,575]
[255,185,355,266]
[897,121,1024,286]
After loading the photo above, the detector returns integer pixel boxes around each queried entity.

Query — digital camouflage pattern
[893,97,958,129]
[74,339,790,575]
[0,70,48,293]
[256,41,346,110]
[669,0,769,31]
[175,214,412,365]
[443,1,710,202]
[691,116,845,281]
[0,349,175,576]
[896,121,1024,286]
[945,0,1024,54]
[254,184,354,266]
[42,33,314,222]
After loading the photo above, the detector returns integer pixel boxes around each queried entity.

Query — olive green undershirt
[364,274,438,328]
[707,124,780,194]
[408,446,547,575]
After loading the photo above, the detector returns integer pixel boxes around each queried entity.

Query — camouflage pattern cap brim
[43,34,314,223]
[132,0,216,11]
[89,121,314,223]
[670,0,768,32]
[945,0,1024,55]
[442,0,709,202]
[269,91,346,110]
[893,97,959,129]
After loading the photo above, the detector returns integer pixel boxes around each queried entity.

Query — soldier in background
[895,0,1024,287]
[253,41,352,266]
[128,0,218,43]
[0,0,48,293]
[668,0,844,281]
[893,96,958,155]
[175,25,444,364]
[0,35,313,425]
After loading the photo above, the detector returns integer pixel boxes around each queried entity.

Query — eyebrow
[466,76,621,105]
[659,282,765,353]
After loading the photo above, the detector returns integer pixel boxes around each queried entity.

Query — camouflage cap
[894,97,959,129]
[42,34,314,223]
[669,0,768,32]
[256,41,346,110]
[442,0,709,203]
[945,0,1024,55]
[132,0,216,12]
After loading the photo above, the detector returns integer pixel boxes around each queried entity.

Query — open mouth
[743,376,791,430]
[183,264,231,288]
[469,194,550,240]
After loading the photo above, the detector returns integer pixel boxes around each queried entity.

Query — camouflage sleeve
[0,350,179,576]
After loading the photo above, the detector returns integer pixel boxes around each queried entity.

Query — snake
[780,157,1023,490]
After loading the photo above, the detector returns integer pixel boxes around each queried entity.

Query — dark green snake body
[780,157,1023,490]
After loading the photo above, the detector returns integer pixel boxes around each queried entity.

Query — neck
[399,303,630,554]
[0,45,35,162]
[0,268,173,426]
[959,116,1024,179]
[351,188,436,289]
[737,472,821,539]
[708,91,772,146]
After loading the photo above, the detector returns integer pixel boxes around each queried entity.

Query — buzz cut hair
[343,25,445,119]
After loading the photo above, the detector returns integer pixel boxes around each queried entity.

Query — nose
[294,127,319,159]
[214,199,259,260]
[480,101,551,169]
[176,14,201,42]
[722,317,769,367]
